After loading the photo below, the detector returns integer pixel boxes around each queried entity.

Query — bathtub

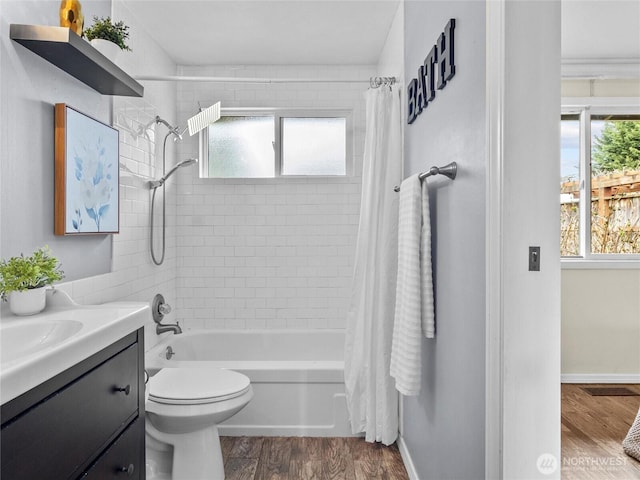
[145,329,354,437]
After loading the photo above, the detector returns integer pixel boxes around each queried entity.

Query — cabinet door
[1,344,139,479]
[81,417,144,480]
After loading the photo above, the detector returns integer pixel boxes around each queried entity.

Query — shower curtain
[344,85,401,445]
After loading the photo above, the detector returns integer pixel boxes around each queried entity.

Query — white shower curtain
[344,85,401,445]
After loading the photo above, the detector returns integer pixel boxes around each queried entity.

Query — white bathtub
[145,329,354,437]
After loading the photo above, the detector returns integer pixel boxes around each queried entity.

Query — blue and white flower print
[73,137,113,231]
[65,107,118,233]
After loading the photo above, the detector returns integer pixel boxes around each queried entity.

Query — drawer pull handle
[114,384,131,395]
[119,463,135,475]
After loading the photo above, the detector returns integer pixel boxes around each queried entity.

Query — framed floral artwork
[54,103,119,235]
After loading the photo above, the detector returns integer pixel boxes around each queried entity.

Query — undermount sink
[0,320,83,365]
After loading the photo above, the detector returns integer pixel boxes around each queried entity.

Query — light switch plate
[529,246,540,271]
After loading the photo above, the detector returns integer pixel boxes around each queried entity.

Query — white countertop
[1,290,150,405]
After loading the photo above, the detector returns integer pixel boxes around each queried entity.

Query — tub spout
[156,322,182,335]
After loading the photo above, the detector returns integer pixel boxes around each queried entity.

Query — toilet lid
[148,367,251,405]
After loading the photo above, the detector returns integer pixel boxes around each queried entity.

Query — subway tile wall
[55,1,180,349]
[175,65,375,329]
[56,95,179,348]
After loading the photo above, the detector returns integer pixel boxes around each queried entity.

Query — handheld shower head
[155,116,182,140]
[149,158,198,189]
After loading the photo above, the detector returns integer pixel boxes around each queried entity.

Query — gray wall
[402,2,486,478]
[1,0,112,281]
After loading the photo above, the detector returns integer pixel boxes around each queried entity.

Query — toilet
[145,367,253,480]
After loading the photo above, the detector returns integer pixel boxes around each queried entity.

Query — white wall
[1,0,181,349]
[500,1,561,477]
[377,1,404,83]
[402,2,486,478]
[0,0,112,280]
[562,79,640,97]
[174,65,374,330]
[562,269,640,376]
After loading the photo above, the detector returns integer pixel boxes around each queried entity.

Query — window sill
[561,258,640,270]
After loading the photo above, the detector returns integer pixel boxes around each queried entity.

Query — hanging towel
[390,174,435,396]
[420,178,435,338]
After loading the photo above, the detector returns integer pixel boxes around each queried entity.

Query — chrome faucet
[152,294,182,335]
[156,322,182,335]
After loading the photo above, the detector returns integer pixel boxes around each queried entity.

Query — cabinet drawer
[81,416,144,480]
[1,344,139,480]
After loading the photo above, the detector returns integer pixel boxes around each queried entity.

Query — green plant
[83,16,132,51]
[0,246,64,300]
[592,120,640,173]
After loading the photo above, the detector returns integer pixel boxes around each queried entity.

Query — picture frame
[54,103,119,235]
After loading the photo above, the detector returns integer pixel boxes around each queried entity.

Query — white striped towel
[390,174,435,396]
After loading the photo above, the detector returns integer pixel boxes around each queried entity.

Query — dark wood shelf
[10,24,143,97]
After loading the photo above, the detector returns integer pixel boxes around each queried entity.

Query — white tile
[173,64,367,330]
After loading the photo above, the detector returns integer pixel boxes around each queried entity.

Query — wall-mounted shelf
[10,24,144,97]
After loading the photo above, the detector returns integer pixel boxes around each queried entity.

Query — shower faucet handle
[152,293,172,323]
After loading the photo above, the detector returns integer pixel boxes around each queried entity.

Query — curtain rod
[134,75,396,85]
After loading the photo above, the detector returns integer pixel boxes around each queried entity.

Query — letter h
[437,18,456,90]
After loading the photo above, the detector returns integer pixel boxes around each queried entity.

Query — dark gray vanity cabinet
[1,329,145,479]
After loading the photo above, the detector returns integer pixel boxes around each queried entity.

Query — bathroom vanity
[0,294,149,479]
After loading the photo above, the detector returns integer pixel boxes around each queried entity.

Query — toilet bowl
[145,367,253,480]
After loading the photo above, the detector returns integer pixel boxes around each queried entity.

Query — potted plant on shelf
[0,246,64,316]
[83,15,131,63]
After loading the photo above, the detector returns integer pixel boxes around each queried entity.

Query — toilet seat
[148,367,251,405]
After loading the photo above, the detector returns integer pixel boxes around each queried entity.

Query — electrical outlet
[529,246,540,271]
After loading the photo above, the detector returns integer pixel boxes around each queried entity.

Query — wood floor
[562,384,640,479]
[220,436,409,480]
[218,385,640,480]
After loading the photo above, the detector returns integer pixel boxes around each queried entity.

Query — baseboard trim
[561,373,640,384]
[397,435,419,480]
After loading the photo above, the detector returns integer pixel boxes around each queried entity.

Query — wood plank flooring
[562,384,640,479]
[220,436,409,480]
[219,385,640,480]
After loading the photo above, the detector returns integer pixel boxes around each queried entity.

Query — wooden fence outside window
[561,170,640,256]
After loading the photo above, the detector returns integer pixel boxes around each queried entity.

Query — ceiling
[561,0,640,60]
[122,0,640,66]
[122,0,401,65]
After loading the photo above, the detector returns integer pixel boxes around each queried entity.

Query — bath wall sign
[407,18,456,124]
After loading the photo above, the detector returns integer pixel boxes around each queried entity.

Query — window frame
[561,98,640,267]
[199,107,353,179]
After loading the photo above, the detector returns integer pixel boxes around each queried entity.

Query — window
[560,107,640,259]
[200,109,350,178]
[282,117,346,175]
[206,115,275,178]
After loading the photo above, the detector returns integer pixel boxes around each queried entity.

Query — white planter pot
[9,287,47,316]
[90,38,121,64]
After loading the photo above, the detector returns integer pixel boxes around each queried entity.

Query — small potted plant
[83,16,131,63]
[0,246,64,315]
